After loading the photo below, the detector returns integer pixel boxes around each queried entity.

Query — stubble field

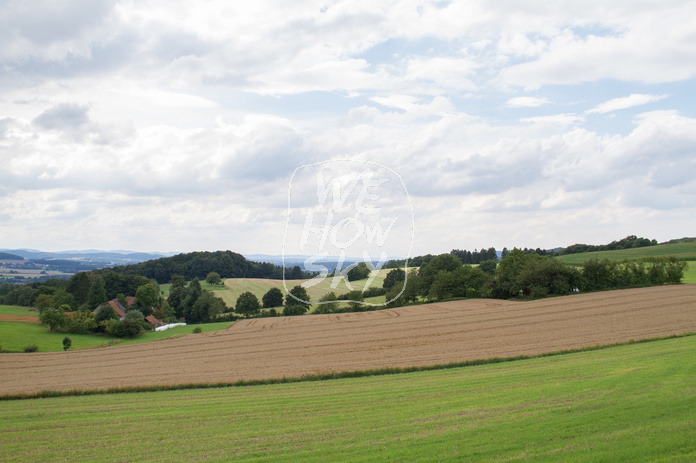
[1,284,695,396]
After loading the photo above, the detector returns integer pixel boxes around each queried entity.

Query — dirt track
[0,314,39,323]
[1,285,695,395]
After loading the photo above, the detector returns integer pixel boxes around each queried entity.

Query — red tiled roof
[145,315,164,327]
[94,299,126,318]
[108,300,127,318]
[125,296,136,307]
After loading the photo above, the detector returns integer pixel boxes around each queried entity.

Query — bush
[62,336,72,351]
[192,326,202,334]
[283,304,307,316]
[23,344,39,353]
[64,311,97,335]
[102,318,143,338]
[362,286,386,298]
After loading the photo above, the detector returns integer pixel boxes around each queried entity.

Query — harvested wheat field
[1,285,695,395]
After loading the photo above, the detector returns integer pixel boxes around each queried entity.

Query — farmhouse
[94,297,164,328]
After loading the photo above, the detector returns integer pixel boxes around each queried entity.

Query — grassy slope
[216,268,391,308]
[555,240,696,266]
[683,262,696,284]
[0,305,36,316]
[1,336,695,462]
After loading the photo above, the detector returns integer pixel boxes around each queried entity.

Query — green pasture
[683,261,696,284]
[2,335,695,461]
[0,305,36,316]
[0,315,231,352]
[555,240,696,266]
[218,269,391,308]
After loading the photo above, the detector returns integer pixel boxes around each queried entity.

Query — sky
[1,0,695,258]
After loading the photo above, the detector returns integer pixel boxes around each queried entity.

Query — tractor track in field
[1,285,695,395]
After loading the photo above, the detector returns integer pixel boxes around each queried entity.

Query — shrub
[62,336,72,351]
[283,304,307,316]
[192,326,202,333]
[23,344,39,353]
[362,286,387,298]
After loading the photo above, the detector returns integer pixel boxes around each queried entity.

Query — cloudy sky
[1,0,695,257]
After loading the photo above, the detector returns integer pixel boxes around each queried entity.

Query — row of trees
[383,250,687,308]
[235,285,311,317]
[556,235,657,256]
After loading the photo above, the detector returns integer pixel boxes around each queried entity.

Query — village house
[94,297,164,328]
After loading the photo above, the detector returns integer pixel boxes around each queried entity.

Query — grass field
[0,305,35,316]
[0,315,231,352]
[1,335,694,461]
[216,268,391,309]
[683,261,696,284]
[555,240,696,266]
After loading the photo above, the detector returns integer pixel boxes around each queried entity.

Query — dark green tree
[85,276,108,311]
[167,285,186,319]
[236,291,261,317]
[52,289,75,310]
[205,272,222,286]
[382,268,405,290]
[343,290,364,311]
[290,265,303,279]
[347,262,370,282]
[261,287,284,308]
[418,254,462,297]
[95,304,119,328]
[33,294,54,313]
[62,336,72,351]
[135,283,159,316]
[314,292,339,314]
[39,306,67,332]
[170,274,186,289]
[284,285,310,315]
[478,259,497,276]
[67,272,92,307]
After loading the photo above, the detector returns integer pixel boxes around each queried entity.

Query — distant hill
[555,239,696,266]
[104,250,318,284]
[0,249,174,263]
[0,252,23,261]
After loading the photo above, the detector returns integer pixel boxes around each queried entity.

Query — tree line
[103,250,316,284]
[383,250,687,308]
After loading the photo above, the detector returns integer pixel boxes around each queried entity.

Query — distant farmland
[555,240,696,266]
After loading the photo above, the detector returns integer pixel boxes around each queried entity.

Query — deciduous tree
[261,287,284,308]
[236,291,261,317]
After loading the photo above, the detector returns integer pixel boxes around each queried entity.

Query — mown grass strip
[2,335,695,462]
[3,332,693,401]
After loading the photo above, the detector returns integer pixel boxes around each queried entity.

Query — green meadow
[0,303,231,352]
[682,261,696,284]
[214,268,391,310]
[1,335,695,461]
[555,240,696,266]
